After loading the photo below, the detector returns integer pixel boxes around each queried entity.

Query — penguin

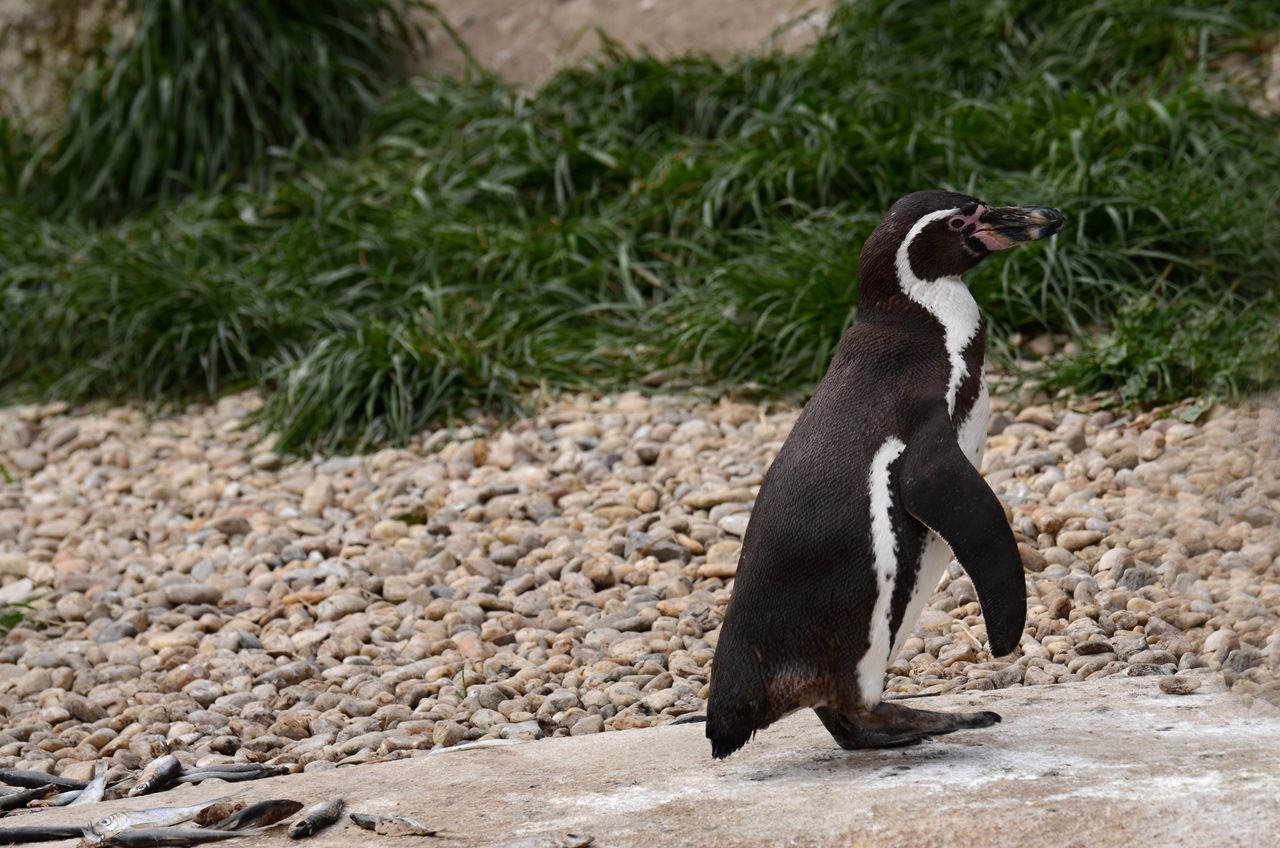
[706,190,1065,758]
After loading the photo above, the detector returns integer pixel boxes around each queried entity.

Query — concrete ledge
[17,674,1280,847]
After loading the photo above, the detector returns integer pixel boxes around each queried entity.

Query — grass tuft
[14,0,425,218]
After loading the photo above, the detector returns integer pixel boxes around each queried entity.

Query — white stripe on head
[894,207,982,417]
[857,435,906,707]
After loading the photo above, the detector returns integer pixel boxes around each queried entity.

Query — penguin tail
[706,720,755,760]
[705,662,770,759]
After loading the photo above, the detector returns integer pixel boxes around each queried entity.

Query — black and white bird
[705,190,1065,757]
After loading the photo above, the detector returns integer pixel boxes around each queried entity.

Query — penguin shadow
[732,733,986,784]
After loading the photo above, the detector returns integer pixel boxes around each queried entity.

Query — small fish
[0,823,84,844]
[0,769,88,790]
[209,798,301,830]
[90,826,267,847]
[89,796,236,837]
[490,835,594,848]
[182,764,265,774]
[349,813,440,837]
[67,762,108,807]
[0,783,57,811]
[430,739,523,755]
[668,713,707,725]
[23,787,82,808]
[176,765,289,785]
[129,756,182,797]
[287,799,343,839]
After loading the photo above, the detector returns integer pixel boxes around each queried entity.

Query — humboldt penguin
[706,190,1065,757]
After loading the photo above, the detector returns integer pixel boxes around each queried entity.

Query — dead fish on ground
[0,784,57,811]
[209,799,301,830]
[88,797,237,838]
[67,762,109,807]
[23,787,84,809]
[0,823,84,844]
[88,826,267,847]
[176,765,290,785]
[431,739,523,755]
[0,769,88,790]
[129,756,182,797]
[287,799,343,839]
[489,834,594,848]
[349,813,440,837]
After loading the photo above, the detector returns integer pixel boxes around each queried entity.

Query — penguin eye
[948,217,965,231]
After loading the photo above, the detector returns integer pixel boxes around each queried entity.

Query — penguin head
[858,190,1065,304]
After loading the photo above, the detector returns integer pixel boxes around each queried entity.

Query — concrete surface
[13,674,1280,847]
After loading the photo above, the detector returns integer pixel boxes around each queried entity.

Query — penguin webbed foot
[815,702,1002,750]
[864,701,1001,736]
[814,707,926,750]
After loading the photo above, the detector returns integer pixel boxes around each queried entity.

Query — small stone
[210,515,252,536]
[96,620,139,643]
[10,449,45,472]
[1057,530,1103,552]
[570,715,605,736]
[433,721,466,747]
[259,661,319,688]
[698,541,740,579]
[371,520,409,542]
[34,518,77,539]
[0,553,27,576]
[317,592,366,622]
[300,477,334,517]
[718,513,750,537]
[1018,543,1048,573]
[65,693,108,722]
[45,422,80,448]
[164,584,221,606]
[1106,448,1140,471]
[634,442,661,465]
[1158,676,1201,695]
[682,487,754,511]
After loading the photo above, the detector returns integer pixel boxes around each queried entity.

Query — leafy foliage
[1,0,1278,452]
[15,0,424,216]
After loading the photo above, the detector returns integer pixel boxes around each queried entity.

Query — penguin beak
[973,205,1066,251]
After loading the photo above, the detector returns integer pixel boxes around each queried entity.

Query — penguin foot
[815,703,1003,750]
[814,707,928,750]
[863,702,1002,736]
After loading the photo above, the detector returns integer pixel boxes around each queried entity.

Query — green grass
[2,0,1278,452]
[11,0,425,218]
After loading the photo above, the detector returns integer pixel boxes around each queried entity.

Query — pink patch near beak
[958,204,1016,252]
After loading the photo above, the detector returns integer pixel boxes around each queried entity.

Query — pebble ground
[0,386,1276,789]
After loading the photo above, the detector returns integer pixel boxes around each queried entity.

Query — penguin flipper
[900,400,1026,656]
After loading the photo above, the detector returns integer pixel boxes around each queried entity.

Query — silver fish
[89,796,236,837]
[490,835,594,848]
[0,783,56,811]
[287,799,343,839]
[208,798,301,830]
[67,762,108,807]
[23,787,82,808]
[0,823,84,843]
[129,756,182,797]
[0,769,88,790]
[176,765,289,785]
[90,826,267,847]
[349,812,440,837]
[431,739,523,755]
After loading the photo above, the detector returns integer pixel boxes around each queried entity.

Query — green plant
[1,0,1277,452]
[18,0,425,217]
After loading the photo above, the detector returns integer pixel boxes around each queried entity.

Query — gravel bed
[0,387,1276,786]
